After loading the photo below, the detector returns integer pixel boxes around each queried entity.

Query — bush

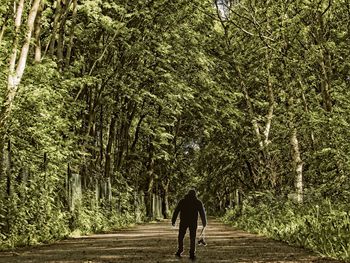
[222,192,350,261]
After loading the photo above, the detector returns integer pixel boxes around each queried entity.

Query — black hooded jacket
[172,193,207,227]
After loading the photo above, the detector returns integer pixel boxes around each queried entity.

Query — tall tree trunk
[290,127,303,203]
[0,0,41,233]
[49,0,62,56]
[319,55,332,112]
[300,84,315,149]
[99,105,104,168]
[105,115,116,182]
[0,15,8,45]
[0,0,41,177]
[264,63,274,146]
[57,11,66,67]
[145,140,154,219]
[235,65,264,150]
[4,140,12,233]
[34,2,43,63]
[65,0,77,66]
[316,11,332,112]
[161,180,170,219]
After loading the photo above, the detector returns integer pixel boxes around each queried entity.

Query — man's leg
[189,225,197,259]
[177,224,187,255]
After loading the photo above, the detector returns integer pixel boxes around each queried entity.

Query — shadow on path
[0,219,343,263]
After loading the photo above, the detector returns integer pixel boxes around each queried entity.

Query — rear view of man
[171,189,207,261]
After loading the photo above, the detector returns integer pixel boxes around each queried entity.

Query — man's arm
[198,201,207,227]
[171,200,182,226]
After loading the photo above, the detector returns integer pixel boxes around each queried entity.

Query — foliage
[70,190,137,235]
[223,192,350,261]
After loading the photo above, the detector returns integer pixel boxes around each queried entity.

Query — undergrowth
[222,192,350,262]
[0,190,145,250]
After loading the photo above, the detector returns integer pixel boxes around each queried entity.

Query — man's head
[188,189,196,198]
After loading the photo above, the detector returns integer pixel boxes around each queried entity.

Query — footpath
[0,219,343,263]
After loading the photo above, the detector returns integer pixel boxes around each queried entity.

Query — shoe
[198,237,207,246]
[189,254,196,261]
[175,251,183,257]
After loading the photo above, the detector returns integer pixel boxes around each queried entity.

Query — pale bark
[263,65,275,146]
[1,0,41,177]
[0,9,9,44]
[0,21,6,45]
[15,0,41,84]
[8,0,25,75]
[235,65,264,149]
[34,2,43,63]
[2,0,25,139]
[290,128,303,203]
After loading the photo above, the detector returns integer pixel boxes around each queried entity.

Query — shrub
[222,192,350,261]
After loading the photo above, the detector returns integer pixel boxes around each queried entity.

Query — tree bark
[14,0,41,84]
[290,127,303,203]
[65,0,77,66]
[0,15,8,45]
[316,11,332,112]
[49,0,62,56]
[105,115,116,181]
[57,1,69,67]
[0,0,41,177]
[161,181,170,219]
[300,83,315,149]
[319,55,332,111]
[263,64,275,146]
[34,2,43,63]
[145,140,155,219]
[235,65,264,150]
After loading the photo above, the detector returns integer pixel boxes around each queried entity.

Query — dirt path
[0,219,343,263]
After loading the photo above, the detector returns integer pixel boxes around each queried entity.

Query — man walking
[172,189,207,260]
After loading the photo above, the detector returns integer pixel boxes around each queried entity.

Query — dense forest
[1,0,350,261]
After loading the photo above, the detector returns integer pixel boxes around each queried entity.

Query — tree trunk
[99,105,104,167]
[0,0,41,177]
[57,10,67,67]
[16,0,41,78]
[49,0,62,56]
[300,86,315,149]
[34,2,43,63]
[0,16,7,45]
[290,128,303,203]
[316,11,332,112]
[4,140,12,233]
[264,64,275,146]
[161,181,170,219]
[65,0,77,66]
[235,65,264,150]
[105,115,116,183]
[319,55,332,112]
[145,141,154,219]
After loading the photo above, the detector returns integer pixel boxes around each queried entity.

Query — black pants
[178,223,197,255]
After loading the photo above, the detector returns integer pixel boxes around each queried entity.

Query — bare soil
[0,219,344,263]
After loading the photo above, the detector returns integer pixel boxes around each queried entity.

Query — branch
[321,0,332,16]
[88,32,118,76]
